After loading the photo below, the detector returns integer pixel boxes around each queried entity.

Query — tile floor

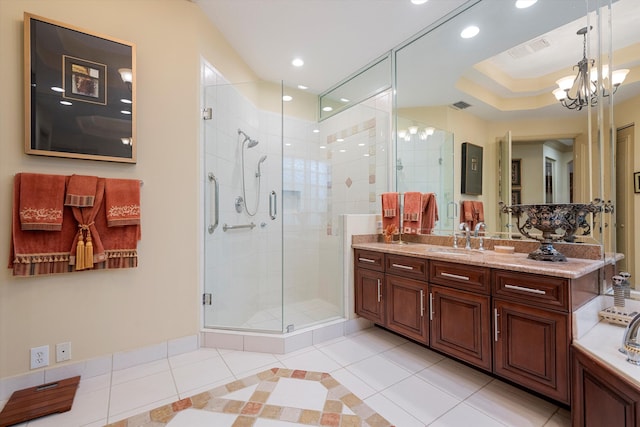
[0,327,571,427]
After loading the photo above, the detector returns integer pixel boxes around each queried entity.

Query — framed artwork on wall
[511,189,522,205]
[461,142,483,195]
[511,159,521,186]
[24,13,136,163]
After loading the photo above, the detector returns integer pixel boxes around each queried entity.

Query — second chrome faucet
[456,222,487,250]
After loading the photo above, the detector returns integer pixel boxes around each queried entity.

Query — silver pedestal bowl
[499,200,613,262]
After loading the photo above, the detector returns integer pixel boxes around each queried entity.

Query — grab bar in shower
[269,190,277,220]
[223,222,256,232]
[208,173,219,234]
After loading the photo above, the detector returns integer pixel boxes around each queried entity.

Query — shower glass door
[203,72,283,332]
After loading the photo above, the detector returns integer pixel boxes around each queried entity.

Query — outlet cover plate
[55,342,71,363]
[30,345,49,369]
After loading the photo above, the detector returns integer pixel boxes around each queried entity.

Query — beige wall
[0,0,256,378]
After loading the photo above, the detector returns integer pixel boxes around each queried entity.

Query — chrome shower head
[238,129,259,148]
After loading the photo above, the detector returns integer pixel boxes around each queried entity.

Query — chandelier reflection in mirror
[499,200,613,262]
[552,27,629,111]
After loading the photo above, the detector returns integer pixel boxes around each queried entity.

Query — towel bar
[223,222,256,232]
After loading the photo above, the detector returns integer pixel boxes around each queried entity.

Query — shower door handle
[208,173,219,234]
[269,191,277,220]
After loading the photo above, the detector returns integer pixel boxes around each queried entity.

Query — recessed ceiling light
[60,100,72,106]
[312,129,320,133]
[322,106,333,112]
[515,0,537,8]
[51,86,64,93]
[292,58,304,67]
[282,95,293,102]
[319,145,326,149]
[121,110,132,115]
[339,149,346,153]
[461,25,480,39]
[411,0,428,4]
[340,98,350,103]
[297,85,308,90]
[121,98,132,104]
[337,138,344,142]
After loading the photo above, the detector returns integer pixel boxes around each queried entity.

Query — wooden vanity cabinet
[429,261,492,371]
[354,250,429,343]
[385,274,429,343]
[493,270,571,405]
[354,250,385,324]
[571,345,640,427]
[354,247,601,408]
[384,254,429,342]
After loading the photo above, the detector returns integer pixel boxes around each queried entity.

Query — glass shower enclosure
[202,65,346,333]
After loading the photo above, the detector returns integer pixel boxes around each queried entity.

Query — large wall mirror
[393,0,639,290]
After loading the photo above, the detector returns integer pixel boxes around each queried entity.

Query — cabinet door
[430,285,492,371]
[493,299,569,404]
[572,346,640,427]
[355,268,385,324]
[385,275,428,343]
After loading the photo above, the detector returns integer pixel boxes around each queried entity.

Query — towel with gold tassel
[84,227,94,268]
[75,227,85,271]
[67,179,106,269]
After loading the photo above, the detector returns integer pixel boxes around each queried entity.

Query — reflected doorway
[616,125,635,282]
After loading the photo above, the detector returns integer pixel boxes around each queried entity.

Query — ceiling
[193,0,470,93]
[194,0,640,121]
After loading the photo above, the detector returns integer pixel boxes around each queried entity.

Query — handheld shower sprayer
[256,155,267,177]
[238,128,263,216]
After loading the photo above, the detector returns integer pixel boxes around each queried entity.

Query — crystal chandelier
[552,27,629,111]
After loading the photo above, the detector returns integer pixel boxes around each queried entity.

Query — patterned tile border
[106,367,394,427]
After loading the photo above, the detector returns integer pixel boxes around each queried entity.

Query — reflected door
[616,125,634,280]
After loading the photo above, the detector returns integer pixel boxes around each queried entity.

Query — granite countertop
[352,241,607,279]
[574,319,640,388]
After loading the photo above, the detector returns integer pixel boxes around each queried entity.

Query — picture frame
[24,13,136,163]
[635,172,640,194]
[511,189,522,205]
[461,142,483,195]
[511,159,521,186]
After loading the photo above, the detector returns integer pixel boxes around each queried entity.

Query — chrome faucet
[474,222,486,251]
[459,222,471,250]
[623,312,640,365]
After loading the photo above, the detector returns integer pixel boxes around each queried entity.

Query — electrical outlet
[56,342,71,362]
[30,345,49,369]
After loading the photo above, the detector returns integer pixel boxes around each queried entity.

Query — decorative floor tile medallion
[106,368,394,427]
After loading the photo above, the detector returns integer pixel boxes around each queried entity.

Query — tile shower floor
[1,327,571,426]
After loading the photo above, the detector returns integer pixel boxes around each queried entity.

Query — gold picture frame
[24,13,136,163]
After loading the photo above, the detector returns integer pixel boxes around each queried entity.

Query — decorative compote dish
[499,200,613,262]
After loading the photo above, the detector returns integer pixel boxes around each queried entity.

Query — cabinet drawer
[493,270,568,311]
[354,249,384,272]
[430,260,489,294]
[386,254,428,280]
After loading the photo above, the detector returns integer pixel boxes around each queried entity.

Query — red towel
[381,192,399,234]
[420,193,439,234]
[460,200,484,229]
[402,192,422,234]
[104,178,141,227]
[18,173,66,231]
[65,174,98,207]
[10,175,75,276]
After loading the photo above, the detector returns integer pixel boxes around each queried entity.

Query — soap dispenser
[623,312,640,365]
